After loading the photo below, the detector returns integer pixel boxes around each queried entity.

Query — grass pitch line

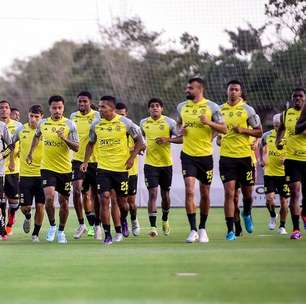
[176,272,199,277]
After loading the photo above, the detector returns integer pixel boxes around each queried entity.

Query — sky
[0,0,269,73]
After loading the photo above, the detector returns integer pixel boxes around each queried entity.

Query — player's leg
[4,174,19,235]
[160,166,172,236]
[285,160,302,239]
[264,176,277,230]
[111,190,123,242]
[72,161,87,239]
[19,177,34,234]
[43,185,57,242]
[128,175,140,236]
[234,185,243,236]
[0,176,6,239]
[32,176,45,242]
[144,165,159,237]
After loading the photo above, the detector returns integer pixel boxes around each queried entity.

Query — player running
[27,95,79,244]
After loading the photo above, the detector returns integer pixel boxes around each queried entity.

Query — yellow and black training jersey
[140,115,177,167]
[177,98,223,157]
[36,116,79,174]
[89,114,139,172]
[220,99,261,158]
[284,107,306,161]
[13,123,43,177]
[70,109,100,163]
[5,119,22,175]
[261,129,286,176]
[0,121,12,176]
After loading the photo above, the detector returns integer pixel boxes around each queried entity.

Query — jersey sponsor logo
[99,138,121,145]
[44,140,65,147]
[184,121,205,129]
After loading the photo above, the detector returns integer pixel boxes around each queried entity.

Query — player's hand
[125,156,134,170]
[275,141,283,150]
[26,154,32,165]
[138,146,146,156]
[179,125,187,136]
[9,161,15,172]
[232,125,242,134]
[199,114,210,125]
[80,162,88,173]
[155,137,169,144]
[56,129,65,140]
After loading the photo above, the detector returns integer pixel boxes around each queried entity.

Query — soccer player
[177,78,227,243]
[70,91,100,239]
[10,108,20,122]
[0,100,22,235]
[276,88,306,240]
[81,95,144,245]
[140,98,178,237]
[220,80,262,240]
[260,113,290,234]
[12,105,45,242]
[115,102,141,236]
[0,121,12,240]
[27,95,79,244]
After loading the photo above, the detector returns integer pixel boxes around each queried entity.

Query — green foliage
[0,13,305,127]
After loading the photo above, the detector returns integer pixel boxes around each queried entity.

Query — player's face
[185,82,200,100]
[78,96,91,114]
[0,103,11,119]
[99,100,115,119]
[292,90,305,110]
[10,110,20,121]
[227,84,242,102]
[115,108,127,117]
[49,101,64,120]
[28,112,42,128]
[149,102,163,118]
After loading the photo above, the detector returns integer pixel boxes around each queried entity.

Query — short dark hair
[77,91,92,100]
[0,100,11,108]
[11,107,19,112]
[115,102,128,111]
[227,79,243,88]
[292,87,306,94]
[148,98,163,108]
[188,77,205,88]
[29,104,43,114]
[100,95,116,107]
[48,95,65,105]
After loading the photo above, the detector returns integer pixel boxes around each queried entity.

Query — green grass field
[1,207,305,304]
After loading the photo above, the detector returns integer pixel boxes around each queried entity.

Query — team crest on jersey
[59,127,65,132]
[116,125,121,131]
[52,127,56,132]
[192,109,197,114]
[200,109,206,114]
[159,125,165,130]
[229,112,234,117]
[107,126,112,131]
[236,111,242,117]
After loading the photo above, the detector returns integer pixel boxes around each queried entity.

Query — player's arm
[295,104,306,134]
[0,125,13,160]
[199,114,227,134]
[126,123,146,170]
[7,126,21,171]
[259,134,268,167]
[27,133,41,165]
[57,121,79,152]
[233,112,262,138]
[155,118,183,144]
[80,122,97,173]
[275,112,286,149]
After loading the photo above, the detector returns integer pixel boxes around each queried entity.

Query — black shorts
[82,163,97,193]
[72,160,85,181]
[41,169,72,197]
[96,169,129,197]
[219,156,254,186]
[4,173,19,199]
[144,165,172,191]
[284,159,306,184]
[264,175,290,198]
[128,175,138,196]
[181,152,213,184]
[235,164,256,189]
[19,176,45,206]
